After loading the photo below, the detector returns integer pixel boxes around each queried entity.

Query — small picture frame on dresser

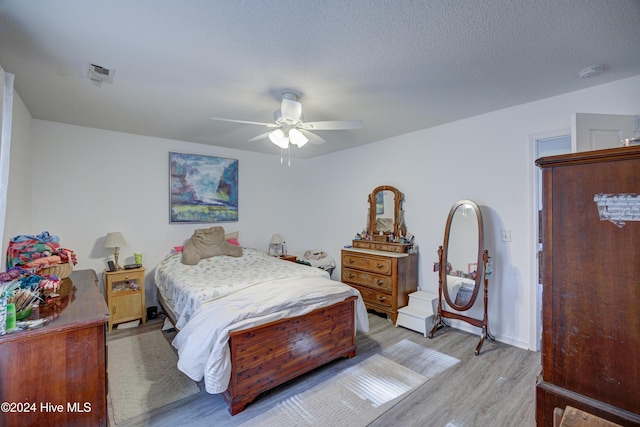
[107,261,116,272]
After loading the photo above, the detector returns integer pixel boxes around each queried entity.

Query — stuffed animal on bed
[181,226,242,265]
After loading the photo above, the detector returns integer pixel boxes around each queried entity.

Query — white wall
[2,92,32,269]
[28,121,308,302]
[303,75,640,349]
[5,75,640,350]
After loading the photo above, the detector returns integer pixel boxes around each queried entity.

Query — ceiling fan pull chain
[288,145,291,167]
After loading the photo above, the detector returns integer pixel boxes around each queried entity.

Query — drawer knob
[376,279,386,286]
[347,258,355,264]
[375,263,385,269]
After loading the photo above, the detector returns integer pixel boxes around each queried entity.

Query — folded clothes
[6,231,76,269]
[24,255,62,268]
[10,231,59,244]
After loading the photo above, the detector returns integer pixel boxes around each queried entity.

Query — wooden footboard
[223,296,357,415]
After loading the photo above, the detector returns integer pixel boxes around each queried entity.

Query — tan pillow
[181,226,242,265]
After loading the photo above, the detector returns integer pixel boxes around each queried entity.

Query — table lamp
[269,234,283,256]
[104,232,127,270]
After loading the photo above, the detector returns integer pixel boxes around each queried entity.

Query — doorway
[529,132,570,351]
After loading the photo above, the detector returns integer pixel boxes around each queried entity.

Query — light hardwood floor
[107,313,540,426]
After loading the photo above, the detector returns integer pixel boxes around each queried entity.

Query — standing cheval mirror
[429,200,494,355]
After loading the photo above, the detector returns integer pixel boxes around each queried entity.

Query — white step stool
[395,291,438,337]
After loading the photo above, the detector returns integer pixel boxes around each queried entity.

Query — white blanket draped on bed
[172,275,369,393]
[154,248,331,329]
[155,247,369,394]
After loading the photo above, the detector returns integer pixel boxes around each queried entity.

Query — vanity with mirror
[429,199,494,355]
[351,185,413,253]
[341,185,418,322]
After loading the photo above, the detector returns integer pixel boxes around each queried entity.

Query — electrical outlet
[501,229,511,242]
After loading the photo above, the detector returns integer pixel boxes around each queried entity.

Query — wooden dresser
[0,269,110,427]
[536,146,640,426]
[341,248,418,322]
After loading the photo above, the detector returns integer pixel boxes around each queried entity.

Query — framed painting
[169,152,238,223]
[468,263,477,274]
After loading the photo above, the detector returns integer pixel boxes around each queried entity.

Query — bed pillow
[174,231,239,252]
[226,238,240,246]
[225,231,240,246]
[182,226,242,265]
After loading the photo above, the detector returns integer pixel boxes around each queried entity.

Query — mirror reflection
[445,203,480,308]
[374,190,395,233]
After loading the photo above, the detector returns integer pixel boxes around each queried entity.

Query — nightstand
[104,267,146,332]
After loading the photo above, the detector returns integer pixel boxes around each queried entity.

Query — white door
[572,113,638,152]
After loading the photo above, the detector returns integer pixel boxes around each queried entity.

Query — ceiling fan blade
[301,120,362,130]
[281,98,302,121]
[211,117,278,127]
[299,129,326,145]
[248,131,273,142]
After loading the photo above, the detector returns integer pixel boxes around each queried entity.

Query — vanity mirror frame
[429,199,494,355]
[352,185,412,254]
[368,185,406,238]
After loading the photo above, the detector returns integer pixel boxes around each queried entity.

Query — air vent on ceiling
[89,64,115,85]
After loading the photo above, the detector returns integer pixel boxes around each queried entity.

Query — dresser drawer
[340,249,418,323]
[341,253,392,275]
[350,284,393,309]
[342,268,392,292]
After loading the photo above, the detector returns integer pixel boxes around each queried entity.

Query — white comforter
[172,275,369,393]
[154,248,330,329]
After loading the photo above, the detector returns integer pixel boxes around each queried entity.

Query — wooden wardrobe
[535,146,640,426]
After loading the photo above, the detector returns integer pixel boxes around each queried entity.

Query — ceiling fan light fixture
[268,129,289,148]
[211,90,362,153]
[289,128,308,147]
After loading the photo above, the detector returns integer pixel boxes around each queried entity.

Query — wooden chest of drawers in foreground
[341,248,418,323]
[0,269,110,427]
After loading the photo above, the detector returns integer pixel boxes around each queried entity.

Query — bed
[154,246,369,415]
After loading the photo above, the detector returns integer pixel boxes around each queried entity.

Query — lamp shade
[268,129,289,149]
[289,128,308,147]
[269,234,283,245]
[104,232,127,248]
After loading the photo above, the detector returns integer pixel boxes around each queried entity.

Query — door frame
[528,128,570,351]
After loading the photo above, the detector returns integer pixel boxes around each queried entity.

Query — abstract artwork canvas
[169,152,238,223]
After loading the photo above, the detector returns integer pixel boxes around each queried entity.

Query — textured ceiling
[0,0,639,158]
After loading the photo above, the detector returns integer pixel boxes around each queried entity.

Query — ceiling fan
[211,91,362,149]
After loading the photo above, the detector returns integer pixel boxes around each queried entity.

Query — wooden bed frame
[158,293,357,415]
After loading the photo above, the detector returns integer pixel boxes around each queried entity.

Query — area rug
[107,330,200,424]
[240,354,428,426]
